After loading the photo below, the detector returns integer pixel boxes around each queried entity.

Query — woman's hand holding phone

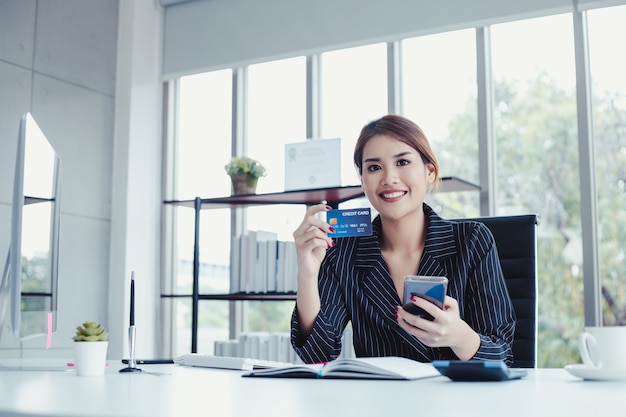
[402,275,448,320]
[397,295,465,347]
[396,276,481,360]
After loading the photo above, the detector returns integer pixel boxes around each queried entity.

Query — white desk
[1,359,625,417]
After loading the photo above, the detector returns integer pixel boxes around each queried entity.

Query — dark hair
[353,114,440,185]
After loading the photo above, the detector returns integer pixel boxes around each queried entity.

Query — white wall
[162,0,625,79]
[163,0,625,79]
[109,0,164,360]
[0,0,163,360]
[0,0,118,357]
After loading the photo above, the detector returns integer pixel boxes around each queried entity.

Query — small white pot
[73,341,108,376]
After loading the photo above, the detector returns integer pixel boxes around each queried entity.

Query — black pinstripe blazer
[291,203,516,365]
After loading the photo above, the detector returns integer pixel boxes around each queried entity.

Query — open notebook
[242,356,441,380]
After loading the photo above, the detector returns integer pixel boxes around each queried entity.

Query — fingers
[442,295,458,311]
[396,296,444,333]
[401,295,456,324]
[409,296,441,320]
[292,204,335,280]
[293,203,335,248]
[396,296,462,347]
[397,304,433,329]
[396,304,441,346]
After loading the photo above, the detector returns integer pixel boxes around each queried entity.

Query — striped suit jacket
[291,203,516,365]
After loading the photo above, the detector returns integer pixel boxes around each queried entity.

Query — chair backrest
[464,214,538,368]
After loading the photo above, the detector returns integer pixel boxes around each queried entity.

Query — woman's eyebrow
[363,151,413,163]
[394,151,413,158]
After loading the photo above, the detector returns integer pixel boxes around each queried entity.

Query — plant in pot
[225,156,267,195]
[73,321,109,376]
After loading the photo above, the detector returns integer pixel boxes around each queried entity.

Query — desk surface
[1,359,625,417]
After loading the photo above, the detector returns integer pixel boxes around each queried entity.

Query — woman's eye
[366,164,381,172]
[397,159,410,166]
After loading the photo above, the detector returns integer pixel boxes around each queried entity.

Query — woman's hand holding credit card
[326,208,372,238]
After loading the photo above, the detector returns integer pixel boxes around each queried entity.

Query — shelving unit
[164,176,478,210]
[163,177,479,352]
[165,184,364,210]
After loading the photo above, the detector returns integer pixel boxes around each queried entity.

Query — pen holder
[119,325,142,373]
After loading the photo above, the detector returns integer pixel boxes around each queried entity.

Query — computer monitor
[0,112,61,342]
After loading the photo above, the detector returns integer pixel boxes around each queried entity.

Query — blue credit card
[327,208,372,238]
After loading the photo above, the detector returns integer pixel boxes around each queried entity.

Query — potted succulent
[73,321,109,376]
[224,156,267,195]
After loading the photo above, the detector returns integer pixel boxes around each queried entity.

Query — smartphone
[402,275,448,320]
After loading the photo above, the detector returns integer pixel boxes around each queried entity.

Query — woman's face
[360,134,435,222]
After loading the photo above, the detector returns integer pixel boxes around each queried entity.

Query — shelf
[161,292,297,301]
[438,176,481,193]
[24,196,55,205]
[164,185,363,209]
[198,292,297,301]
[164,177,479,209]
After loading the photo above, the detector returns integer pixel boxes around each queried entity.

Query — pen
[130,273,135,326]
[120,271,142,373]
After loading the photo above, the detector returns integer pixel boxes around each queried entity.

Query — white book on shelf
[229,235,241,293]
[285,240,297,292]
[215,339,239,357]
[239,332,270,360]
[239,232,254,293]
[271,332,291,363]
[259,333,270,361]
[227,340,240,357]
[239,333,251,358]
[255,240,267,293]
[266,239,278,292]
[269,333,280,362]
[275,240,288,292]
[254,231,277,293]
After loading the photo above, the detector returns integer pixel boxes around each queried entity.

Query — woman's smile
[379,189,407,202]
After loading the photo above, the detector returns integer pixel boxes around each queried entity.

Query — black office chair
[463,214,539,368]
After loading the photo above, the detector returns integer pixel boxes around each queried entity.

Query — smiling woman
[290,114,515,366]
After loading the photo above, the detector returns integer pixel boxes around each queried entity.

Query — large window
[321,43,388,189]
[169,70,233,354]
[587,5,626,326]
[491,14,581,366]
[246,57,307,334]
[402,29,479,218]
[246,57,307,238]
